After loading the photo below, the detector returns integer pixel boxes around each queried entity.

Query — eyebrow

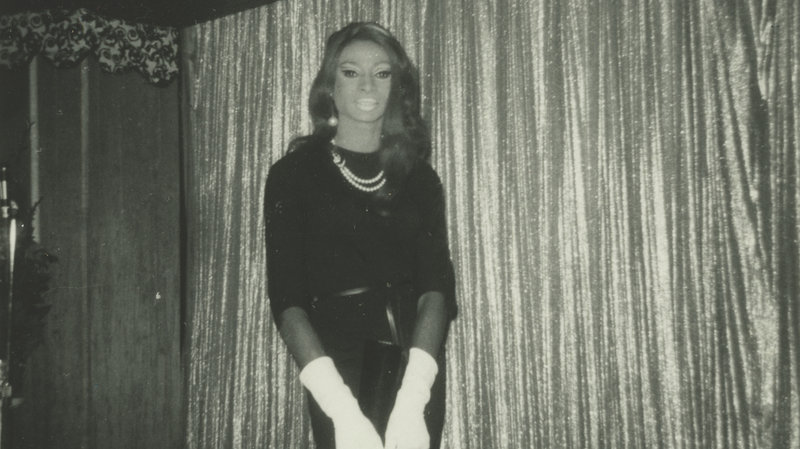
[337,60,392,66]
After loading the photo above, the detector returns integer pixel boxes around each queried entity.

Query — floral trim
[0,9,178,85]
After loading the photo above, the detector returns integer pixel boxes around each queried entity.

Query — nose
[358,74,374,92]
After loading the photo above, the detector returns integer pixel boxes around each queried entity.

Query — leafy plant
[2,201,57,395]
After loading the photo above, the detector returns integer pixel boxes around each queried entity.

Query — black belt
[314,283,410,346]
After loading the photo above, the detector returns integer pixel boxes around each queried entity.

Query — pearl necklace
[330,142,386,192]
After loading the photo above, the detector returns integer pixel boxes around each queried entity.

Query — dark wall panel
[0,67,30,208]
[20,59,89,449]
[86,60,181,449]
[12,57,181,449]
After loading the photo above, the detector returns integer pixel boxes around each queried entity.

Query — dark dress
[264,137,456,448]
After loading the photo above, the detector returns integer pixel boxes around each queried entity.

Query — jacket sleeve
[264,157,311,322]
[412,163,458,320]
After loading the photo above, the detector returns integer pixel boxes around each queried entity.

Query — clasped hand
[383,390,430,449]
[334,400,429,449]
[383,347,438,449]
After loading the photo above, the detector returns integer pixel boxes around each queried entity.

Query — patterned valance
[0,9,178,85]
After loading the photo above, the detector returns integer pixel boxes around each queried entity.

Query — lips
[355,99,379,111]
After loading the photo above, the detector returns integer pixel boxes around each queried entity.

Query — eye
[375,70,392,79]
[341,69,358,78]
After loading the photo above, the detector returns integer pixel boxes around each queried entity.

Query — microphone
[0,165,8,219]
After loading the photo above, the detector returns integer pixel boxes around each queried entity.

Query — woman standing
[265,22,456,449]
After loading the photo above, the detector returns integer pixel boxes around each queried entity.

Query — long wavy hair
[304,22,430,186]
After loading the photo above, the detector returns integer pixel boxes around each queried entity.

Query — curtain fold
[183,0,799,448]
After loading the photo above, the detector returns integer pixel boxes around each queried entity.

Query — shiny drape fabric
[182,1,799,448]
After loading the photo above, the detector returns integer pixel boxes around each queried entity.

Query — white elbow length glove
[384,347,439,449]
[299,356,383,449]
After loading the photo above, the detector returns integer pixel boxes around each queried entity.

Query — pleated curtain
[181,0,799,447]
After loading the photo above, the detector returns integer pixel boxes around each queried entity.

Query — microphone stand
[0,165,16,449]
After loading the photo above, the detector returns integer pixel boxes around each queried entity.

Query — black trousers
[306,287,447,449]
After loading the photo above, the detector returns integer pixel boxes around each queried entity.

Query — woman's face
[332,40,392,128]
